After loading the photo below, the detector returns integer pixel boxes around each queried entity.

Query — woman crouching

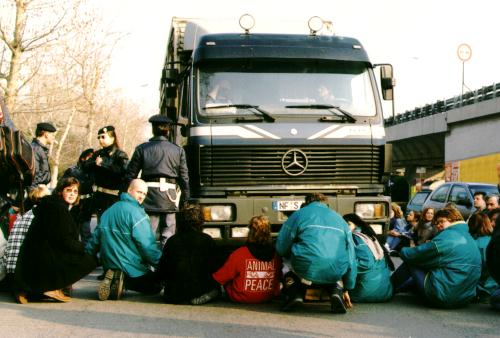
[13,177,97,303]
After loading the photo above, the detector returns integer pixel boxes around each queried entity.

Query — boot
[280,273,304,312]
[97,269,114,301]
[330,285,347,314]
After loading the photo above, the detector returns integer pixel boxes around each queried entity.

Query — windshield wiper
[203,104,275,122]
[285,104,356,123]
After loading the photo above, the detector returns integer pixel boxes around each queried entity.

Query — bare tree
[0,0,81,113]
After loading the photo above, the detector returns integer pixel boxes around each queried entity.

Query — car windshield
[197,60,377,118]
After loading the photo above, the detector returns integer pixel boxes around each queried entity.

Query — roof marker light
[239,14,255,34]
[308,16,324,35]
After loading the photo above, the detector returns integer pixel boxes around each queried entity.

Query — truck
[160,15,394,244]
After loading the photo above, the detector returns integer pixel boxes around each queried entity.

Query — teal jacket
[86,193,162,278]
[474,235,499,296]
[400,222,481,308]
[276,202,357,288]
[349,233,393,303]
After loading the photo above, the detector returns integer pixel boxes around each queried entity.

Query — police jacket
[85,145,128,191]
[400,221,481,308]
[126,136,189,213]
[30,138,51,189]
[85,193,161,278]
[276,202,357,288]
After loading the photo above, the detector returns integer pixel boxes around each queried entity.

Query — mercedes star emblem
[281,148,308,176]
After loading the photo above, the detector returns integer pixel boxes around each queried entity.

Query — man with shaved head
[86,179,162,301]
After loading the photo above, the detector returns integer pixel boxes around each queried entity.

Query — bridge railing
[385,82,500,126]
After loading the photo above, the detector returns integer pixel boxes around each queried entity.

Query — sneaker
[330,287,347,314]
[280,294,303,312]
[190,288,219,305]
[109,270,124,300]
[97,269,114,301]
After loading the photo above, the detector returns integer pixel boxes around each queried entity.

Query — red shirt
[212,246,281,303]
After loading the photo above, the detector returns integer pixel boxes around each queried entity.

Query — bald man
[86,179,162,301]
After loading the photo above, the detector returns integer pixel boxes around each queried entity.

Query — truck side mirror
[380,64,394,101]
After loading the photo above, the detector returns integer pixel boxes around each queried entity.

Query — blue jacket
[400,222,481,308]
[276,202,357,288]
[474,235,499,296]
[349,233,393,303]
[86,193,161,278]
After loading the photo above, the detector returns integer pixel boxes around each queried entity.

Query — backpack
[0,96,34,210]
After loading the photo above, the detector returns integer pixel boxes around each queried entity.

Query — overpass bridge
[385,83,500,186]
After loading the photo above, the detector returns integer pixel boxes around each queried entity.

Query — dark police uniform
[126,114,189,246]
[84,130,128,218]
[30,122,57,191]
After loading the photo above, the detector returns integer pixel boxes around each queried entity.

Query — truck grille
[199,145,383,186]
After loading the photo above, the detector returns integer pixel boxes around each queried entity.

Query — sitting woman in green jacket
[343,214,394,303]
[467,213,499,300]
[391,208,481,308]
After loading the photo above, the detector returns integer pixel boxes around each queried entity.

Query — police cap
[97,125,115,135]
[36,122,57,133]
[148,114,173,124]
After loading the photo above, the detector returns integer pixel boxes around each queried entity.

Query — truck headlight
[355,203,386,219]
[202,205,234,221]
[203,228,222,239]
[231,227,249,238]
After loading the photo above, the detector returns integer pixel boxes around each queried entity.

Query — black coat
[30,139,51,190]
[14,196,96,293]
[126,136,190,213]
[157,228,220,303]
[84,145,128,215]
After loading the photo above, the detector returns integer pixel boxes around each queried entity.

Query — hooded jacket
[400,221,481,308]
[86,193,161,278]
[276,201,357,288]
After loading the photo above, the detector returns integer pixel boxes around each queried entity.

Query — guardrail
[385,82,500,126]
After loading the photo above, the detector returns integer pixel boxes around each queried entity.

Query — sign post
[457,43,472,102]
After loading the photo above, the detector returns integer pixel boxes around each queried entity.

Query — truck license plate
[272,200,303,211]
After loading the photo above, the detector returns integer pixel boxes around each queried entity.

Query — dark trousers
[124,271,162,295]
[391,262,426,295]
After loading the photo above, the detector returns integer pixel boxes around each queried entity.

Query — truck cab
[161,16,394,244]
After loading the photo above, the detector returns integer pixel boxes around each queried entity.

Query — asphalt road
[0,267,498,338]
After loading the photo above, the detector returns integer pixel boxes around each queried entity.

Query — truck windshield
[197,60,377,118]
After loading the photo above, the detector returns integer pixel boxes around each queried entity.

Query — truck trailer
[160,15,394,244]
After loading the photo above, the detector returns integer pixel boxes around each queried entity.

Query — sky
[95,0,500,117]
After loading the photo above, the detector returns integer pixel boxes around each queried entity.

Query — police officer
[30,122,57,191]
[126,114,189,247]
[84,126,128,218]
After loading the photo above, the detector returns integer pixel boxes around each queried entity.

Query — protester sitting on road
[487,207,500,225]
[392,208,481,308]
[157,203,221,305]
[406,210,420,231]
[276,193,357,313]
[213,215,281,304]
[343,213,394,303]
[413,207,436,246]
[63,148,94,247]
[1,185,50,291]
[86,179,162,301]
[14,178,97,304]
[386,203,412,251]
[468,213,499,301]
[487,216,500,310]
